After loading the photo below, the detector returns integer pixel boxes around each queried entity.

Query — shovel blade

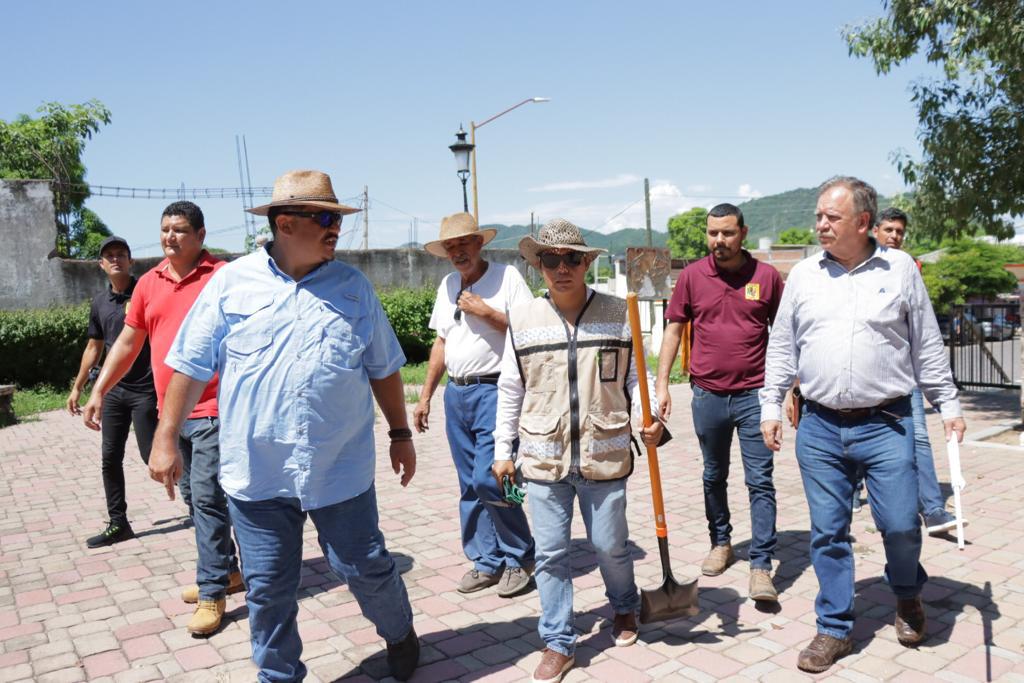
[640,574,699,623]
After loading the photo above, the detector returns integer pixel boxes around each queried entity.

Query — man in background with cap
[67,236,158,548]
[493,218,665,683]
[415,212,536,597]
[82,201,242,637]
[150,170,420,682]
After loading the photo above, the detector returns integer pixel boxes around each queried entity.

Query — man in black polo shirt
[67,236,159,548]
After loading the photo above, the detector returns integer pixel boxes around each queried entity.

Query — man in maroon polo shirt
[655,203,784,601]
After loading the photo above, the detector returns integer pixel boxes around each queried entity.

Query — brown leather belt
[808,395,910,422]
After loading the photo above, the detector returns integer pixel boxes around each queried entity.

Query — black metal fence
[946,303,1020,390]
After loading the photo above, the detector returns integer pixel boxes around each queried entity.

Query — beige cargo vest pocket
[583,410,632,478]
[518,413,564,476]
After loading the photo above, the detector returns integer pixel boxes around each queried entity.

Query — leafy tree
[67,208,112,259]
[777,227,816,245]
[0,100,112,255]
[666,207,708,260]
[844,1,1024,241]
[921,240,1022,313]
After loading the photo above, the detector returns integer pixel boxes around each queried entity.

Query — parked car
[962,311,1015,341]
[935,314,952,344]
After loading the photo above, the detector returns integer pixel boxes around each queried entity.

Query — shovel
[626,293,700,623]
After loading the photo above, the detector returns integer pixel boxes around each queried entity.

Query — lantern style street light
[448,125,475,212]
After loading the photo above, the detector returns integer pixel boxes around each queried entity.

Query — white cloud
[527,174,641,192]
[736,183,764,200]
[686,183,712,193]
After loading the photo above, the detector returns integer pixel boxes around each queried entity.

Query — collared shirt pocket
[223,296,274,359]
[320,296,368,371]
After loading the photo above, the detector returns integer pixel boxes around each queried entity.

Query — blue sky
[4,1,935,255]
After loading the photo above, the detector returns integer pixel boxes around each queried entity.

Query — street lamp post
[448,126,475,212]
[469,97,549,223]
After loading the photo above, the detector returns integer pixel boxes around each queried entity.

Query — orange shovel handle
[626,293,669,539]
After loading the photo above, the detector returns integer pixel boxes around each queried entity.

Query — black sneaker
[386,627,419,681]
[86,522,135,548]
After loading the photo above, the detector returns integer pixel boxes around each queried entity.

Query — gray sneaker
[496,565,533,598]
[457,569,500,593]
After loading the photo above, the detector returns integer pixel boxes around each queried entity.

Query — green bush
[0,303,89,387]
[378,288,437,363]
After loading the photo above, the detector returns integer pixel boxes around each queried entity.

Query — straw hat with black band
[423,212,497,258]
[247,170,361,217]
[518,218,606,269]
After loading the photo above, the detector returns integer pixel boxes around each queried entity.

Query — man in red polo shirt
[83,201,241,636]
[655,203,784,602]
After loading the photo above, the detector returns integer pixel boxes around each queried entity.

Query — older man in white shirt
[759,176,966,674]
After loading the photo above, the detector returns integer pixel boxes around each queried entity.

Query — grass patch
[647,354,688,385]
[400,362,446,388]
[11,384,83,422]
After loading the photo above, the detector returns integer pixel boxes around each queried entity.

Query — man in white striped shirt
[758,176,966,673]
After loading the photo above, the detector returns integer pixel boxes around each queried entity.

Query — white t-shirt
[428,262,534,378]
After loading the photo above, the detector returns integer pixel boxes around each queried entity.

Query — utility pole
[365,185,370,249]
[530,212,535,238]
[644,177,653,247]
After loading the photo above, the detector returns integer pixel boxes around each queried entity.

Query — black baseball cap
[98,236,131,257]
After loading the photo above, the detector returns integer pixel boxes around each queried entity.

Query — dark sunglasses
[539,251,585,269]
[278,210,342,228]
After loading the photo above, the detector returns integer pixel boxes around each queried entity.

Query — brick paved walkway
[1,384,1022,682]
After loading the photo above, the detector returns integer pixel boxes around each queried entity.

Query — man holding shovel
[492,219,664,683]
[655,203,784,601]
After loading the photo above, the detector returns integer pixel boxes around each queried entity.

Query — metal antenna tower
[235,135,257,242]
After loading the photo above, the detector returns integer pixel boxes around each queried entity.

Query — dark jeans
[797,397,926,639]
[179,417,239,599]
[229,486,413,682]
[691,384,777,569]
[100,385,158,526]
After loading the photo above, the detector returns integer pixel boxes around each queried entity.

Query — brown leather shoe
[749,568,778,602]
[895,597,927,646]
[701,544,735,576]
[181,571,245,604]
[532,648,574,683]
[612,611,639,647]
[796,633,853,673]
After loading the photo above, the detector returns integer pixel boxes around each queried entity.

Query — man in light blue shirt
[148,170,420,682]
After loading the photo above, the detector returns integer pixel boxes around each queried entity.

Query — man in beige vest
[492,219,665,683]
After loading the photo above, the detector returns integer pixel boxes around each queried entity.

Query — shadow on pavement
[959,389,1019,424]
[852,577,1000,680]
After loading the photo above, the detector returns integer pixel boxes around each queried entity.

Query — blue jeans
[911,389,945,517]
[229,485,413,683]
[796,397,927,639]
[179,417,239,600]
[444,383,534,574]
[691,385,777,569]
[527,473,639,657]
[852,389,946,518]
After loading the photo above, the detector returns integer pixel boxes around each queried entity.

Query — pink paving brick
[434,631,497,657]
[348,625,383,645]
[297,621,336,642]
[414,595,459,617]
[116,565,152,581]
[0,611,17,628]
[55,587,107,605]
[115,617,174,640]
[678,648,747,677]
[14,588,51,608]
[46,570,82,586]
[0,621,43,641]
[316,601,364,622]
[83,650,129,677]
[159,597,195,617]
[75,560,111,576]
[0,650,29,667]
[174,643,225,671]
[586,657,654,682]
[123,634,167,660]
[409,658,469,681]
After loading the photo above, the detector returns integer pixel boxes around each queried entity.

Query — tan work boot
[186,598,225,636]
[749,568,778,602]
[181,571,245,604]
[701,544,735,576]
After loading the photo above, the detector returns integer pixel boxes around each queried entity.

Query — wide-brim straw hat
[247,169,360,216]
[519,218,606,268]
[424,212,497,258]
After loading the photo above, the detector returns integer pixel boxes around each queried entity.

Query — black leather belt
[808,395,910,421]
[449,373,500,386]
